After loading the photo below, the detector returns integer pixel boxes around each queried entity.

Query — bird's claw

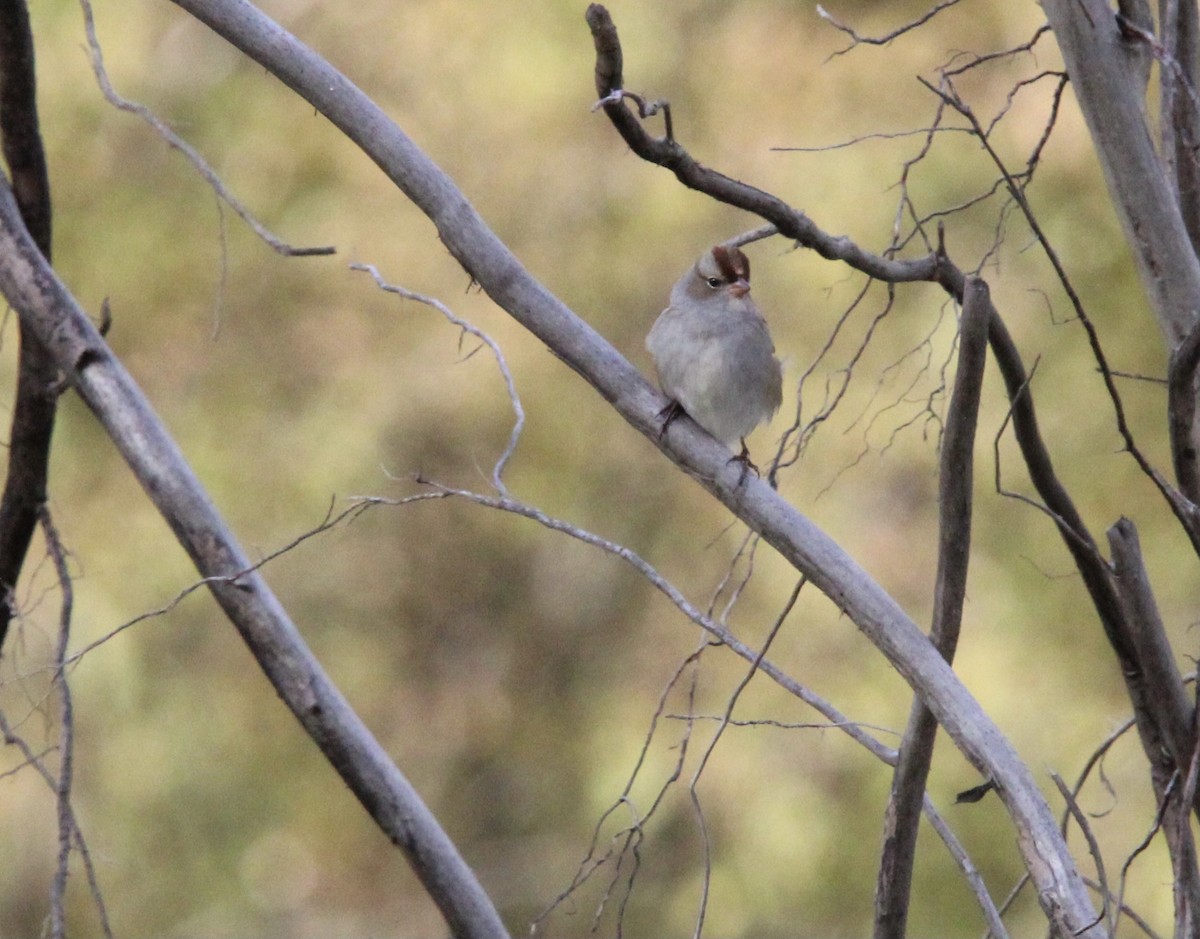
[656,399,685,441]
[728,440,760,486]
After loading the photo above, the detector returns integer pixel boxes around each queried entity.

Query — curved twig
[78,0,334,258]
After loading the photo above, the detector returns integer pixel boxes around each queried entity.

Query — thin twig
[1052,771,1113,936]
[942,24,1053,77]
[382,480,893,759]
[350,263,524,494]
[533,643,706,936]
[1113,771,1178,937]
[65,495,384,668]
[816,1,964,57]
[923,798,1009,939]
[1083,875,1164,939]
[0,707,114,938]
[43,508,75,939]
[925,76,1200,554]
[78,0,334,257]
[687,578,804,939]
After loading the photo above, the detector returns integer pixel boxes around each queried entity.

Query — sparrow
[646,244,783,470]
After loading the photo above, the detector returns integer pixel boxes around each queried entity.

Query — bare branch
[1114,0,1153,92]
[0,0,58,655]
[1113,771,1181,937]
[925,77,1200,555]
[77,0,334,258]
[1169,316,1200,504]
[922,797,1010,939]
[1152,0,1200,257]
[1082,876,1165,939]
[42,508,74,939]
[0,706,112,938]
[1107,519,1196,782]
[687,579,803,939]
[724,224,778,250]
[350,263,524,494]
[942,24,1054,78]
[875,276,990,939]
[584,4,941,286]
[1166,723,1200,939]
[1053,771,1114,936]
[1107,519,1200,931]
[816,1,965,57]
[1042,0,1200,346]
[534,644,705,935]
[0,178,509,939]
[385,479,892,755]
[113,3,1109,932]
[981,301,1132,656]
[64,495,384,668]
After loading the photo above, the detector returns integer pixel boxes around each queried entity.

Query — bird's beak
[729,278,750,299]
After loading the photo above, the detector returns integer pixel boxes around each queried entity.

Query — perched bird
[646,244,783,469]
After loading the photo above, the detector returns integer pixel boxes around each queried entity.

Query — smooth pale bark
[1043,0,1200,347]
[0,184,510,939]
[155,1,1105,933]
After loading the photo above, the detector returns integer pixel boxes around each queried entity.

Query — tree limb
[1169,315,1200,505]
[585,5,941,286]
[1043,0,1200,346]
[874,276,990,939]
[1157,0,1200,258]
[0,179,510,939]
[0,0,58,653]
[609,0,1187,865]
[151,1,1107,933]
[1107,519,1199,808]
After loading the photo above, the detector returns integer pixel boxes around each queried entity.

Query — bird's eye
[705,277,722,289]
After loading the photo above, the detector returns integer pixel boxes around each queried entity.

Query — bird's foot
[728,440,760,486]
[656,399,685,440]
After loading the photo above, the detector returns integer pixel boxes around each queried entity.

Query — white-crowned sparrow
[646,245,783,466]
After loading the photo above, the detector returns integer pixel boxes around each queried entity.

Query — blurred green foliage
[0,0,1193,936]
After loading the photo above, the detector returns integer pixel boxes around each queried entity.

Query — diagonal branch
[152,1,1107,934]
[0,180,510,939]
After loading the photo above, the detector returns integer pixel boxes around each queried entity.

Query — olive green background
[0,1,1193,936]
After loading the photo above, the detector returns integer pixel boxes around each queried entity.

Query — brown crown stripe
[712,245,750,283]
